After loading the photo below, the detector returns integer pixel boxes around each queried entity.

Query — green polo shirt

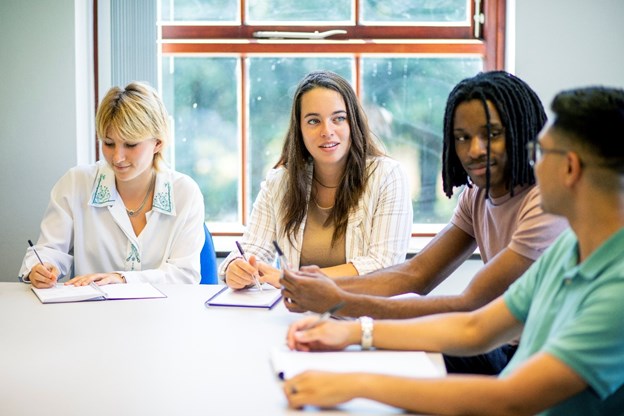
[502,227,624,415]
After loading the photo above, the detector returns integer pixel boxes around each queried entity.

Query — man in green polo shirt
[281,86,624,415]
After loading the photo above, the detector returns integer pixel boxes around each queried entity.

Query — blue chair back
[200,224,218,284]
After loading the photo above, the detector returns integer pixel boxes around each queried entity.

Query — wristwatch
[358,316,374,350]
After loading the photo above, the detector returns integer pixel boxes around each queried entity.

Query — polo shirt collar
[562,227,624,282]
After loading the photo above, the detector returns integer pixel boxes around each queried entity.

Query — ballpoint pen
[28,240,45,265]
[235,241,263,291]
[27,239,58,283]
[316,301,346,323]
[272,240,290,271]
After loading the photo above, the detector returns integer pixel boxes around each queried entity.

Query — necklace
[126,173,155,217]
[313,175,339,189]
[312,194,334,210]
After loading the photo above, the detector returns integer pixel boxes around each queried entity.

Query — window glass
[246,57,352,202]
[247,0,352,23]
[361,0,469,24]
[361,56,482,223]
[160,54,483,227]
[161,57,240,224]
[160,0,238,22]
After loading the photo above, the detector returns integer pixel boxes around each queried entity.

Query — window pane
[361,0,469,24]
[246,57,353,210]
[161,57,240,225]
[246,0,352,24]
[161,0,238,22]
[361,56,483,224]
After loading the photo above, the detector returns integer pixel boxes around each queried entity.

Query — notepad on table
[270,346,444,380]
[205,285,282,309]
[31,282,166,304]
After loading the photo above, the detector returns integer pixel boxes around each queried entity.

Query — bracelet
[358,316,374,350]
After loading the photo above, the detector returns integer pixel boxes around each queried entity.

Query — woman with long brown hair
[219,70,412,289]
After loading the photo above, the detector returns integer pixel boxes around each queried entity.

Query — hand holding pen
[285,302,347,351]
[235,241,263,291]
[26,240,59,289]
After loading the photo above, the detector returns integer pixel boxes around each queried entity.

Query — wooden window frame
[158,0,506,237]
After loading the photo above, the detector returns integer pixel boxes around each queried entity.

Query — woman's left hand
[255,260,282,288]
[65,272,125,286]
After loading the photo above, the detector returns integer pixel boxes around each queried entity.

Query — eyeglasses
[526,141,569,167]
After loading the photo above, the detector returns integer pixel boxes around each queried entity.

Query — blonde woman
[20,82,205,287]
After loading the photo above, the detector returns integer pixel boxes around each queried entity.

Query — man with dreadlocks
[280,71,569,375]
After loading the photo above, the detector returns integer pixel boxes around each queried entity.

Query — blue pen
[235,241,263,291]
[28,239,59,283]
[272,240,290,271]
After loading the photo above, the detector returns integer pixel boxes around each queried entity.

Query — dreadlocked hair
[442,71,547,198]
[274,70,384,246]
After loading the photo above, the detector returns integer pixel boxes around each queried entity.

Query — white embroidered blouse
[19,160,205,284]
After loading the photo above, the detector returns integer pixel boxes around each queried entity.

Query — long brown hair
[275,70,384,246]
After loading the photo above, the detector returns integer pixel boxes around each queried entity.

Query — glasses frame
[526,141,569,167]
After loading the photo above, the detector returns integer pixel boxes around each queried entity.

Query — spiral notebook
[205,285,282,309]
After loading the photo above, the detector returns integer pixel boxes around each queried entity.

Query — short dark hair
[551,86,624,172]
[442,71,547,198]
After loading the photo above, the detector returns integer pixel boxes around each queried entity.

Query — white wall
[513,0,624,113]
[0,0,92,280]
[1,0,623,281]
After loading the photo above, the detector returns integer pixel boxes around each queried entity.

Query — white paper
[99,283,166,300]
[270,346,443,380]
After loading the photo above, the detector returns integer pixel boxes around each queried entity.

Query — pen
[235,241,263,291]
[28,239,45,265]
[316,301,346,323]
[27,239,58,283]
[272,240,290,271]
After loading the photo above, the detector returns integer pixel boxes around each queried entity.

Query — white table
[0,283,443,416]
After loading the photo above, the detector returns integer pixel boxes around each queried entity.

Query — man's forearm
[336,260,425,297]
[337,291,474,319]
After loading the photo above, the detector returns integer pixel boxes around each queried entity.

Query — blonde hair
[96,81,169,169]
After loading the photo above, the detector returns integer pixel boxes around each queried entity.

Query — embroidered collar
[89,161,176,216]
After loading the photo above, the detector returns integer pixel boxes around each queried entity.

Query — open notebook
[270,346,444,380]
[31,282,166,304]
[205,285,282,309]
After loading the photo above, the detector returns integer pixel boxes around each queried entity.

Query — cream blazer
[219,156,413,278]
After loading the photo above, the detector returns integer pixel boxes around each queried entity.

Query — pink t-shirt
[451,185,569,263]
